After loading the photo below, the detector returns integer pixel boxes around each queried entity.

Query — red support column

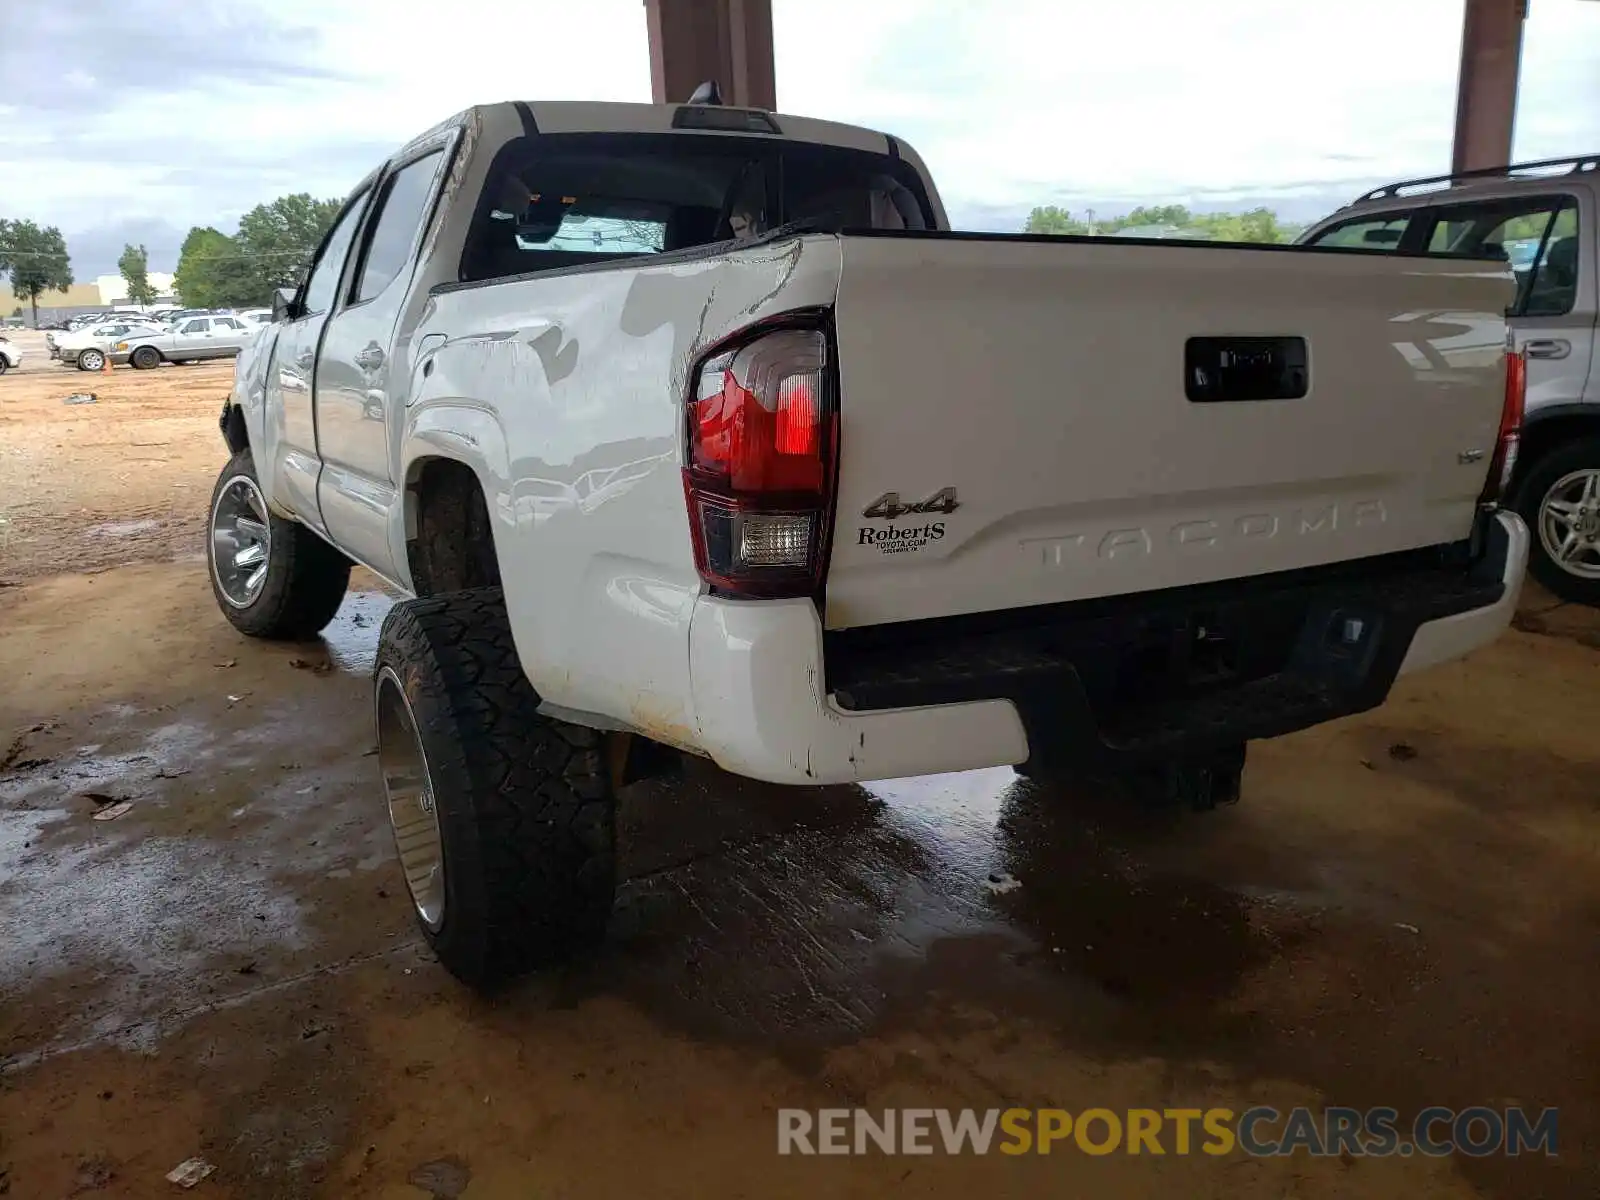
[1451,0,1527,173]
[645,0,776,110]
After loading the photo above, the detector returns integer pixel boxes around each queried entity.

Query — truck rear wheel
[374,588,616,989]
[207,448,352,638]
[1512,437,1600,606]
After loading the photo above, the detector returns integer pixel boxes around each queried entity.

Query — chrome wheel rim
[1538,469,1600,580]
[210,474,272,607]
[375,666,446,931]
[80,350,104,370]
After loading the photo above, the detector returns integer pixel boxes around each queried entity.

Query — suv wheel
[207,448,352,637]
[374,588,616,989]
[1512,437,1600,605]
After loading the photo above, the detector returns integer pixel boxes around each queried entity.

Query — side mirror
[271,286,299,323]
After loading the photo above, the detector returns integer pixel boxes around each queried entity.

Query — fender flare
[398,401,513,585]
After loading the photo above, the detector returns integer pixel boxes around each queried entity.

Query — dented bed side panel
[401,236,844,744]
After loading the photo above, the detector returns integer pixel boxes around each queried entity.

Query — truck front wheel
[1512,437,1600,606]
[207,448,352,637]
[374,588,616,988]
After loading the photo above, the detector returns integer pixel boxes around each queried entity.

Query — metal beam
[644,0,776,110]
[1452,0,1527,173]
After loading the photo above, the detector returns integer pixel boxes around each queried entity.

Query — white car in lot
[50,320,162,370]
[0,335,20,374]
[115,314,260,368]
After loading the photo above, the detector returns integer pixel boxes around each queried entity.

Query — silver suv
[1300,155,1598,604]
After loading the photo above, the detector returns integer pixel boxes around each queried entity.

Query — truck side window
[1422,195,1578,316]
[1305,213,1415,252]
[301,190,370,317]
[354,150,444,303]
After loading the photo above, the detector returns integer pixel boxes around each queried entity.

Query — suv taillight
[683,321,837,597]
[1480,349,1526,505]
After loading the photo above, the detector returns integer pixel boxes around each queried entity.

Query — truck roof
[1310,153,1599,229]
[401,100,900,162]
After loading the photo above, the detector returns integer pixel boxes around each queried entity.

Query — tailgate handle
[1186,337,1308,403]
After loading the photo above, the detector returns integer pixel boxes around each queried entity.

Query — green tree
[4,220,73,324]
[173,226,248,307]
[1022,203,1304,245]
[118,242,156,306]
[1025,206,1090,236]
[1117,204,1192,230]
[230,193,342,304]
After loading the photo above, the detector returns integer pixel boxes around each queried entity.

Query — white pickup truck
[208,97,1528,987]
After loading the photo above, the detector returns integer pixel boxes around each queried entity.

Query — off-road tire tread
[1511,436,1600,606]
[376,587,615,988]
[209,448,351,638]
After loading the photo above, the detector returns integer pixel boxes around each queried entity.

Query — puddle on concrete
[320,590,396,675]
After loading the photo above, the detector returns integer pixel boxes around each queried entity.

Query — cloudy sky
[2,0,1598,277]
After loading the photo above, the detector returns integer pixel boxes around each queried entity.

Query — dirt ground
[0,330,231,581]
[2,348,1599,1199]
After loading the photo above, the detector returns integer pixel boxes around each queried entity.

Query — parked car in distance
[1298,153,1599,603]
[0,336,20,374]
[236,308,273,326]
[116,313,259,368]
[51,320,164,370]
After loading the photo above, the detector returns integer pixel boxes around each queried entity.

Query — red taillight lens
[684,325,834,597]
[1481,350,1526,505]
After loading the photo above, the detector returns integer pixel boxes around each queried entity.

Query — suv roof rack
[1353,153,1600,204]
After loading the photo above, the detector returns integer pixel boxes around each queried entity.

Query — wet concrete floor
[1,562,1598,1198]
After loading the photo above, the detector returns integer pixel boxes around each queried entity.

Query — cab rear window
[459,132,934,284]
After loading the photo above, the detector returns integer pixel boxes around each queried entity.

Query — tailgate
[823,234,1514,630]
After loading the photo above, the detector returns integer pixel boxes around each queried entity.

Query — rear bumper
[686,512,1527,785]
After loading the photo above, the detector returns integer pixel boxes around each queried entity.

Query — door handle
[355,345,386,370]
[1524,338,1571,360]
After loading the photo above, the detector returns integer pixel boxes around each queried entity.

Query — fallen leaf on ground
[91,801,134,822]
[214,659,237,668]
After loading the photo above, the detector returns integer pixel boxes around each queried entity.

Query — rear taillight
[683,322,836,597]
[1480,349,1526,505]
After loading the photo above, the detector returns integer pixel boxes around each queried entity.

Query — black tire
[1511,437,1600,606]
[375,588,616,988]
[76,348,104,372]
[0,357,8,375]
[130,345,161,370]
[207,448,352,637]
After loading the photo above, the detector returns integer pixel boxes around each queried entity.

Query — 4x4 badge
[861,488,960,521]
